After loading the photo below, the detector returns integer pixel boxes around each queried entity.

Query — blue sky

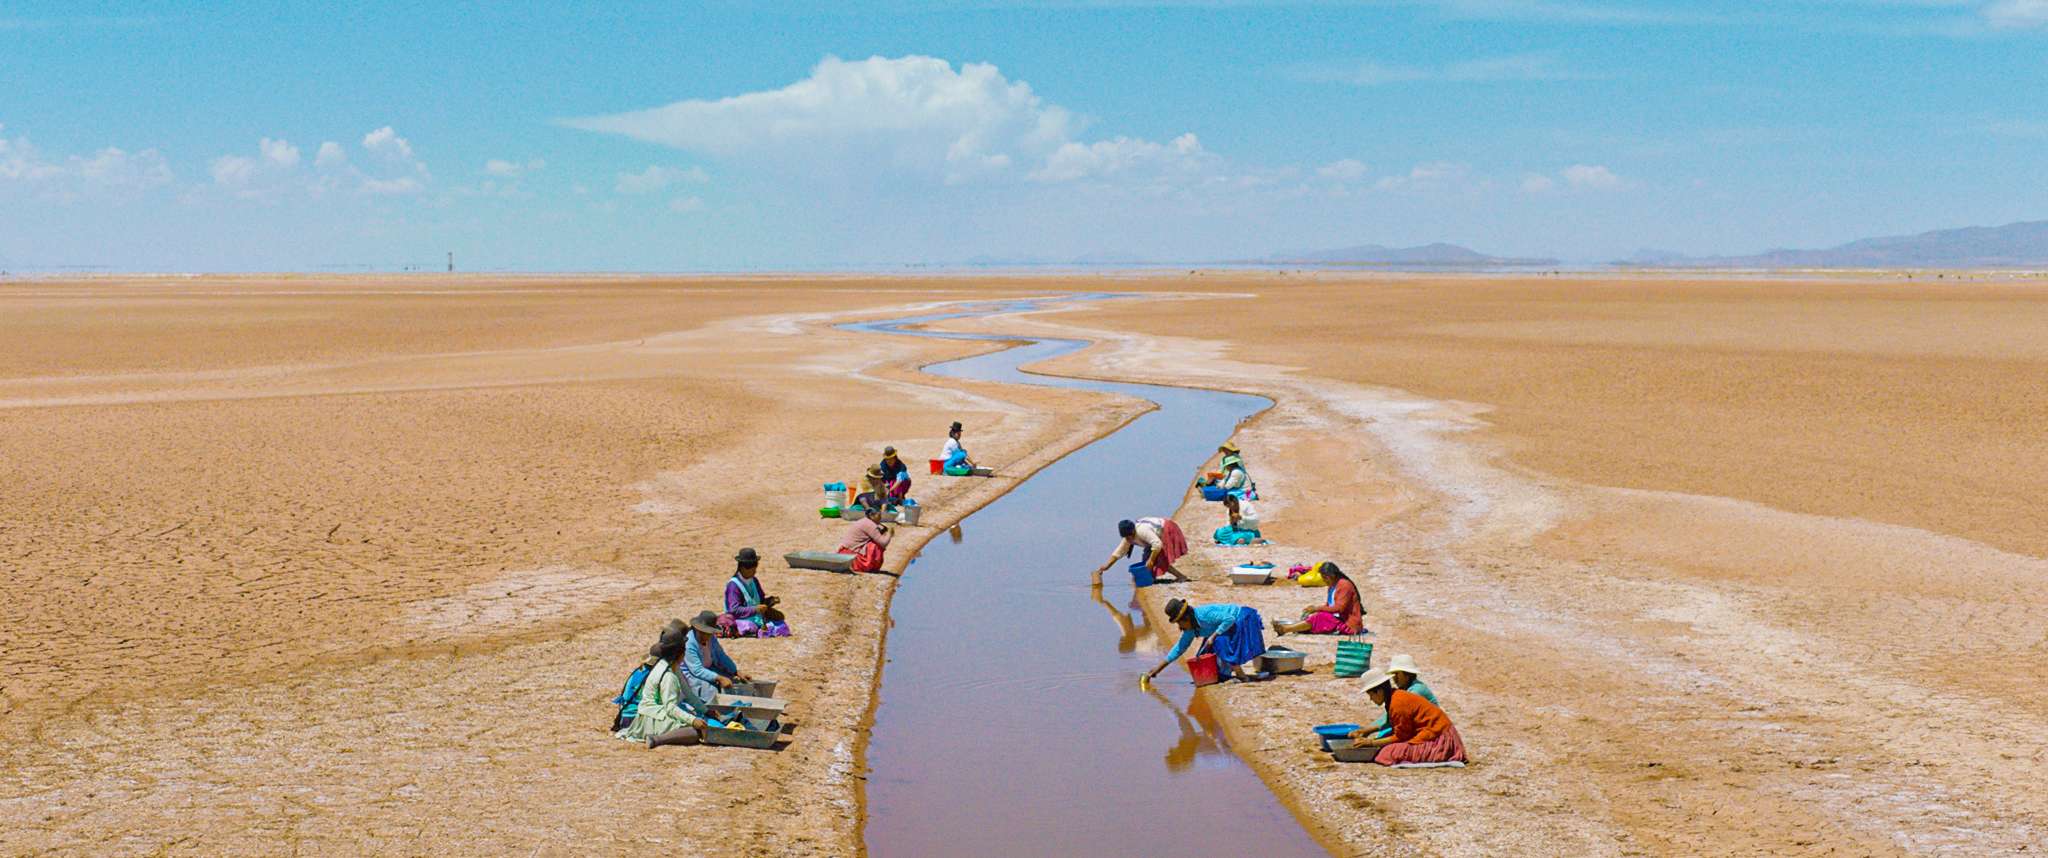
[3,0,2045,271]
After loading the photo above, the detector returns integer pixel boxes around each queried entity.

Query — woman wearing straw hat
[615,620,713,748]
[1348,669,1466,766]
[1361,654,1438,740]
[857,464,893,512]
[1144,598,1270,685]
[1196,442,1257,500]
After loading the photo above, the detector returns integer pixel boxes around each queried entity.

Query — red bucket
[928,458,944,475]
[1185,653,1221,687]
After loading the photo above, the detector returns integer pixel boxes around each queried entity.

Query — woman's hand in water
[1349,736,1389,750]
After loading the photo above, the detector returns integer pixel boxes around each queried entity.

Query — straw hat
[1387,654,1421,676]
[1360,670,1395,693]
[1218,442,1240,454]
[866,464,886,479]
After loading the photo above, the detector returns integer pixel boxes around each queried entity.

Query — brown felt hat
[688,610,722,635]
[734,547,760,564]
[652,619,688,657]
[1164,598,1192,622]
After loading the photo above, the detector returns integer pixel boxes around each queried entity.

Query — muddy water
[849,300,1327,856]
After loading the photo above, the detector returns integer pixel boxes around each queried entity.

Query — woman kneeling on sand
[879,446,912,503]
[1349,669,1467,767]
[720,548,789,638]
[838,505,893,573]
[1146,598,1269,684]
[1271,561,1363,636]
[1090,516,1191,585]
[615,621,712,749]
[683,610,754,702]
[1362,654,1437,740]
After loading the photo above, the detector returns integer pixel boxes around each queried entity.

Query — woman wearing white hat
[1347,668,1466,766]
[1360,654,1437,740]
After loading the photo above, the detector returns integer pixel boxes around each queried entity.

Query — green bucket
[1333,639,1373,678]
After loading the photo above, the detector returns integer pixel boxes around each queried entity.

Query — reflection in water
[1150,683,1231,772]
[1088,583,1149,654]
[853,300,1320,857]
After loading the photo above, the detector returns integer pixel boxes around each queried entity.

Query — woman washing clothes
[1348,669,1467,766]
[1361,654,1438,740]
[1212,495,1265,545]
[856,465,894,512]
[1145,598,1269,685]
[878,446,912,503]
[719,548,789,638]
[1196,442,1257,500]
[838,504,893,573]
[941,421,976,472]
[682,610,753,703]
[1089,516,1191,585]
[615,620,713,749]
[1271,561,1364,636]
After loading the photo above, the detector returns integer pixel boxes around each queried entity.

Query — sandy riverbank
[958,275,2048,855]
[0,276,1145,856]
[8,273,2044,856]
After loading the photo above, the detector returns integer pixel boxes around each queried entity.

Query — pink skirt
[1374,724,1468,766]
[1305,612,1347,634]
[1151,519,1190,569]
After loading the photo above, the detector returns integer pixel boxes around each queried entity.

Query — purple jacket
[725,575,768,618]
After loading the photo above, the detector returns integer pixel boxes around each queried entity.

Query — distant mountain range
[1622,220,2048,269]
[1261,242,1558,267]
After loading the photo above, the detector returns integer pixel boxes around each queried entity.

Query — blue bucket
[1200,485,1229,502]
[1313,723,1360,739]
[1128,562,1156,588]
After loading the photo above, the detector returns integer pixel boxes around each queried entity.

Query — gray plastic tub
[701,716,784,750]
[785,551,855,572]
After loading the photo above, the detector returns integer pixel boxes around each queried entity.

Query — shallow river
[847,298,1327,856]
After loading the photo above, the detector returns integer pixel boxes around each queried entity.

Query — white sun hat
[1387,654,1421,676]
[1360,670,1395,693]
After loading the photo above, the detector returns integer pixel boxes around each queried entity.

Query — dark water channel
[846,298,1327,857]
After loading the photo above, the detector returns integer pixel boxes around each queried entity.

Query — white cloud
[1030,133,1211,182]
[566,54,1210,188]
[1519,164,1627,193]
[1288,52,1590,86]
[259,137,300,168]
[1374,161,1475,191]
[615,164,710,194]
[668,196,705,213]
[205,128,429,199]
[0,126,173,201]
[1985,0,2048,26]
[1317,158,1370,181]
[362,126,414,161]
[360,176,423,196]
[485,157,545,177]
[1562,163,1623,189]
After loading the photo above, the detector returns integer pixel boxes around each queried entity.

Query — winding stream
[846,298,1326,856]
